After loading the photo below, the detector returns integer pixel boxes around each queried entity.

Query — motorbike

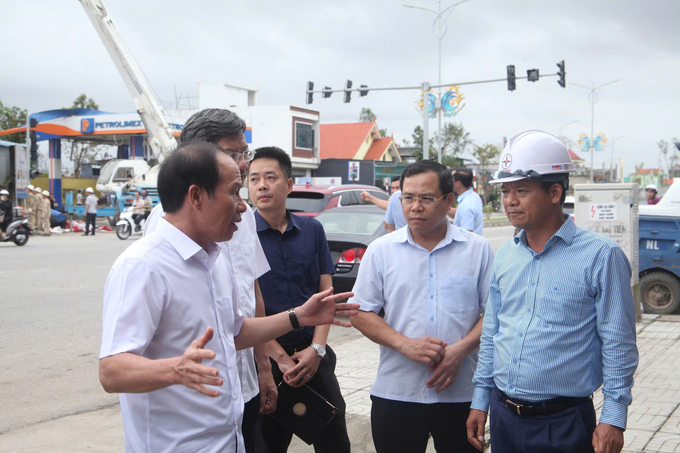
[1,217,31,246]
[115,207,146,240]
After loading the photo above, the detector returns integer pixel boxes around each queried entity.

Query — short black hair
[540,177,569,206]
[452,167,473,188]
[391,176,400,183]
[158,141,223,213]
[251,146,293,180]
[400,160,453,195]
[180,108,246,144]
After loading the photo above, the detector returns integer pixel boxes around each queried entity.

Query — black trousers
[255,345,349,453]
[85,213,96,234]
[370,396,477,453]
[243,393,260,453]
[489,387,596,453]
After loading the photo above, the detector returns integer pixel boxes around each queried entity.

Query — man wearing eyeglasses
[349,160,494,453]
[143,108,278,453]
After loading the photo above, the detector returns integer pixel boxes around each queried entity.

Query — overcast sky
[2,0,678,175]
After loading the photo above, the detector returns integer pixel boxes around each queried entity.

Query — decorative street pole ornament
[416,85,465,119]
[578,132,608,152]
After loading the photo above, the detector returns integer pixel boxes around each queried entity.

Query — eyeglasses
[228,150,254,163]
[399,194,447,207]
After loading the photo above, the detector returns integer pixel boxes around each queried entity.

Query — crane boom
[79,0,177,163]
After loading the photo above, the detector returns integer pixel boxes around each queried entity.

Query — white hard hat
[35,187,42,193]
[490,130,574,185]
[646,184,658,191]
[0,190,9,196]
[42,190,50,197]
[27,184,35,191]
[86,187,94,193]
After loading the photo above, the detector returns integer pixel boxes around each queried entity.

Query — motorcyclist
[131,191,145,231]
[141,189,153,223]
[0,189,13,239]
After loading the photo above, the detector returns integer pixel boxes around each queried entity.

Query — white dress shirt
[101,218,245,453]
[144,203,270,402]
[349,222,494,403]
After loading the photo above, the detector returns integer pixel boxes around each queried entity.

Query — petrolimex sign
[78,113,183,134]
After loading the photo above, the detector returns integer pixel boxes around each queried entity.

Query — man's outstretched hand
[296,287,358,328]
[173,327,223,397]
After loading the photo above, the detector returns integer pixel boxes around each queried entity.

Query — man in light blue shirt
[383,186,407,232]
[452,167,483,235]
[350,160,494,453]
[466,131,638,453]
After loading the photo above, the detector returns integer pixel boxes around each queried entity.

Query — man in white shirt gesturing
[99,141,357,453]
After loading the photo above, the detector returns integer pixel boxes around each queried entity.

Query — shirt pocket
[291,253,320,291]
[538,282,587,325]
[440,276,478,315]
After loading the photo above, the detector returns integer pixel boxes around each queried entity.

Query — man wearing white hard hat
[645,184,661,205]
[0,189,13,239]
[33,187,43,232]
[466,131,638,453]
[83,187,98,236]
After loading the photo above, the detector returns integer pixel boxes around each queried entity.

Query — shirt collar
[255,209,301,233]
[457,187,474,201]
[514,215,576,247]
[156,217,220,262]
[390,220,468,250]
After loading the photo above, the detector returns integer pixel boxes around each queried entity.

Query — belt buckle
[505,399,523,415]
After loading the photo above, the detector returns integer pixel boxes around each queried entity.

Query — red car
[286,183,389,217]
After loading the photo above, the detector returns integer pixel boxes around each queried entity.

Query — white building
[177,83,320,178]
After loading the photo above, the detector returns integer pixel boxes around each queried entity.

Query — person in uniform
[26,185,37,230]
[39,190,51,236]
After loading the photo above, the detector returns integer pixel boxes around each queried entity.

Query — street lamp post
[558,119,579,139]
[404,0,471,163]
[609,135,626,182]
[572,80,619,182]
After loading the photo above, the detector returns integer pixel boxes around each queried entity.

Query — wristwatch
[310,343,326,358]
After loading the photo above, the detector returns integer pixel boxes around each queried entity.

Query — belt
[500,390,592,416]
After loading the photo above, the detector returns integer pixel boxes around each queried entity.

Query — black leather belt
[501,391,592,416]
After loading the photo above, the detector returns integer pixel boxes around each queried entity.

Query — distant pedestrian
[383,176,407,232]
[0,189,13,239]
[450,167,483,235]
[466,131,638,453]
[83,187,97,236]
[646,184,661,205]
[39,190,51,236]
[26,185,37,230]
[361,176,400,211]
[33,187,43,232]
[77,189,84,206]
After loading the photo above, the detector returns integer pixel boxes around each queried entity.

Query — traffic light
[344,80,353,103]
[29,117,39,163]
[507,65,516,91]
[322,86,333,98]
[306,81,314,104]
[359,84,369,97]
[527,68,539,82]
[557,60,566,88]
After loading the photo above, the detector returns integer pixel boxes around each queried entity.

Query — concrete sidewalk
[1,314,679,452]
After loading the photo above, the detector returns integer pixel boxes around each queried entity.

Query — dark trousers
[243,393,260,453]
[370,396,477,453]
[489,388,596,453]
[255,345,349,453]
[85,213,96,235]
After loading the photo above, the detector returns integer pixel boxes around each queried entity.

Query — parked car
[315,205,389,294]
[286,184,389,217]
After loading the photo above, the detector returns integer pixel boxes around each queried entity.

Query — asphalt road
[0,225,516,436]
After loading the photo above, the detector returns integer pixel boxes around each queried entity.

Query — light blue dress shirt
[350,222,494,403]
[453,188,483,235]
[383,190,407,230]
[471,218,638,429]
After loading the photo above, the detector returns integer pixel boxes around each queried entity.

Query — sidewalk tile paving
[331,314,680,453]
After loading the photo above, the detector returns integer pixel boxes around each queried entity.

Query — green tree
[67,93,100,110]
[64,94,103,177]
[359,107,388,136]
[411,125,435,160]
[433,122,472,160]
[0,99,28,143]
[471,143,501,202]
[658,139,680,176]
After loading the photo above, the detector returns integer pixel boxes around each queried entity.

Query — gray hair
[180,108,246,144]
